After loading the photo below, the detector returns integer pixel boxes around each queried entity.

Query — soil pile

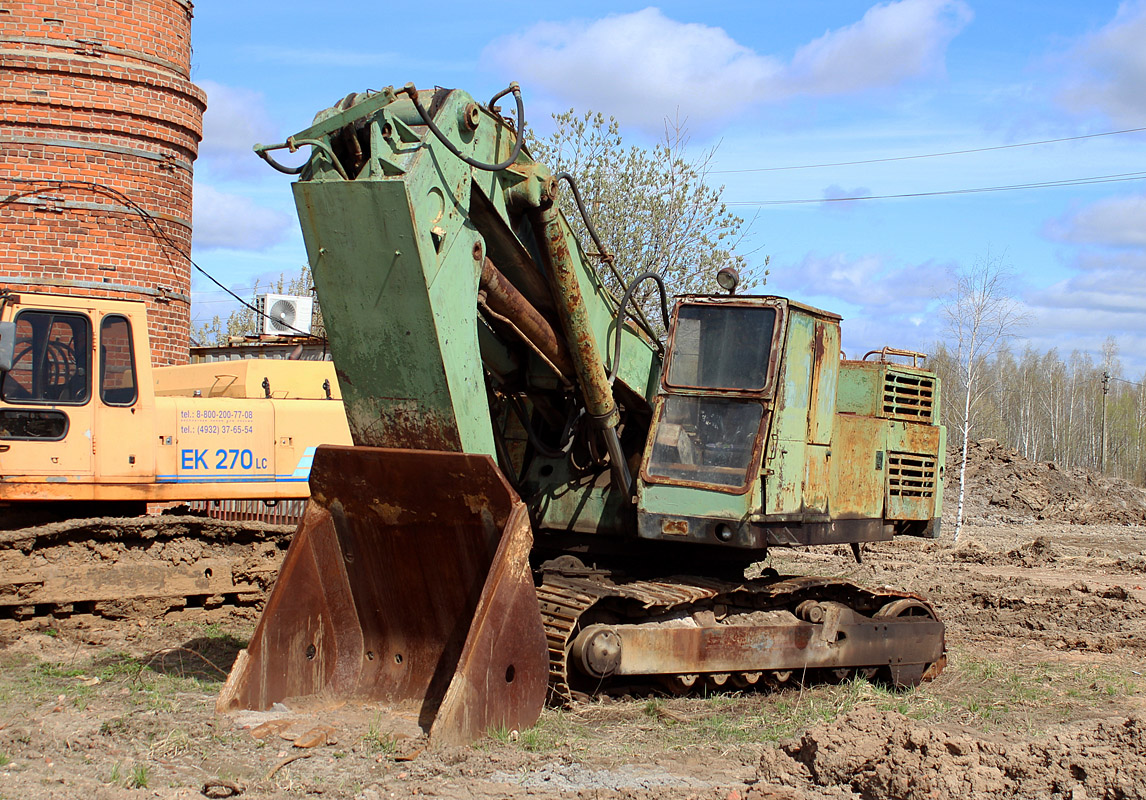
[756,707,1146,800]
[946,438,1146,524]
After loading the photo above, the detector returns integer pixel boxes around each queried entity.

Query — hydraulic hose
[552,172,659,343]
[609,271,671,385]
[401,82,526,172]
[508,394,580,460]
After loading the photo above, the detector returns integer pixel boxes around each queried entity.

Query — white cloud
[484,1,971,130]
[1028,258,1146,317]
[484,9,780,129]
[1019,248,1146,374]
[196,80,281,176]
[1058,2,1146,125]
[1046,194,1146,247]
[782,252,951,307]
[192,184,292,251]
[785,0,972,97]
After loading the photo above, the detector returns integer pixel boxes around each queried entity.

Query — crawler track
[0,515,292,626]
[537,569,945,703]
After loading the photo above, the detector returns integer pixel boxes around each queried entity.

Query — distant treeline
[928,342,1145,486]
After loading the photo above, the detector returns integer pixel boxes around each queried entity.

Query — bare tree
[942,251,1027,540]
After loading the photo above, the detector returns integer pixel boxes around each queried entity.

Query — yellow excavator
[0,289,351,620]
[219,83,946,745]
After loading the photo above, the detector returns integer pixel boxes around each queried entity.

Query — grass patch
[495,649,1145,756]
[128,764,150,789]
[361,718,398,755]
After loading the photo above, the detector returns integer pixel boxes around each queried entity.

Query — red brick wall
[0,0,205,367]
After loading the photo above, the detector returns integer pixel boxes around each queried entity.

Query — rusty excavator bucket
[217,446,549,746]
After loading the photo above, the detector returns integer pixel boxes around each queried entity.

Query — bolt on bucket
[217,445,549,746]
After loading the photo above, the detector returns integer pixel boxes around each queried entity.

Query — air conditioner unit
[255,293,314,336]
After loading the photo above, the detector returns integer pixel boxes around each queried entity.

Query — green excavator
[218,83,947,745]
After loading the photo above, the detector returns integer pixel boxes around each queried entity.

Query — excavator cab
[644,299,781,490]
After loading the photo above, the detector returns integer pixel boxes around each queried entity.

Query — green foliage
[362,719,398,754]
[529,110,765,333]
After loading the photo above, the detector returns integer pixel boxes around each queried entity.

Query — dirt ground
[1,445,1144,799]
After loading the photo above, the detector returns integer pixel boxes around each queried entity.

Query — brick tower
[0,1,206,366]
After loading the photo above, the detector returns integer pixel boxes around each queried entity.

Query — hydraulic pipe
[529,196,632,495]
[479,258,574,378]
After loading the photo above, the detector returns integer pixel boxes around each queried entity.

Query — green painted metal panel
[762,308,815,515]
[836,361,882,417]
[764,438,806,515]
[293,178,494,456]
[638,480,752,520]
[808,320,840,445]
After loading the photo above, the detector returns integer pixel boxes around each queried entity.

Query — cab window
[0,311,91,405]
[647,395,764,488]
[666,305,776,392]
[0,409,69,440]
[100,315,137,405]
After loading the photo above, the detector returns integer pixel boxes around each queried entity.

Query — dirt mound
[947,438,1146,525]
[757,707,1146,800]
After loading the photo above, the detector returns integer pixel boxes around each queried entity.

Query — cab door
[94,312,154,480]
[0,309,95,477]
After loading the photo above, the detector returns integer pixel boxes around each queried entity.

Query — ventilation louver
[888,452,938,498]
[882,369,935,421]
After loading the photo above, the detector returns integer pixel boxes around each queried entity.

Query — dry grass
[495,644,1146,756]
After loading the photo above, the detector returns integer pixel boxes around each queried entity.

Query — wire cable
[711,126,1146,174]
[726,171,1146,206]
[1,178,321,339]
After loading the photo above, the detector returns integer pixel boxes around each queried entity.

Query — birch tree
[942,253,1026,540]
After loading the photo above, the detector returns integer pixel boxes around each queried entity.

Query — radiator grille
[883,370,935,421]
[888,452,938,497]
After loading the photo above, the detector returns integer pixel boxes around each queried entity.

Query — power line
[1,178,321,340]
[727,170,1146,206]
[1112,375,1146,390]
[712,125,1146,174]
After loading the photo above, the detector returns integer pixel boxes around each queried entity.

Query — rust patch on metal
[348,400,463,452]
[479,257,574,377]
[660,518,689,536]
[218,446,548,746]
[529,203,616,427]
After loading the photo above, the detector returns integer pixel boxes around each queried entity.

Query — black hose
[610,271,671,384]
[254,145,305,175]
[552,172,661,342]
[402,82,526,172]
[508,395,583,460]
[551,172,611,265]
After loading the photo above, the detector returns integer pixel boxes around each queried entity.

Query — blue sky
[188,1,1146,374]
